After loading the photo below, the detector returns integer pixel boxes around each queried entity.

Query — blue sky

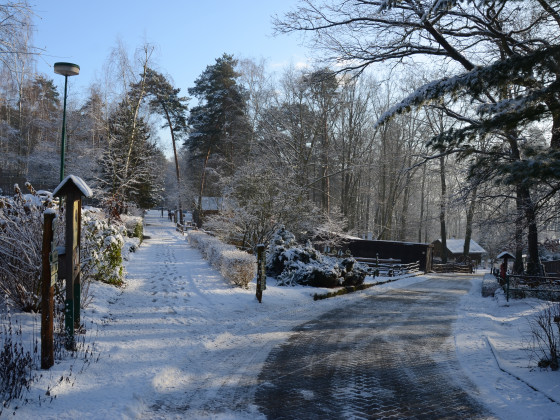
[33,1,311,99]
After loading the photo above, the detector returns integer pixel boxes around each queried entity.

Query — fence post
[256,244,266,303]
[41,211,56,369]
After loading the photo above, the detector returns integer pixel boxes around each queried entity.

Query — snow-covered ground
[3,210,559,419]
[455,280,560,419]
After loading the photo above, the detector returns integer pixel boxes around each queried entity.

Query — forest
[2,0,560,274]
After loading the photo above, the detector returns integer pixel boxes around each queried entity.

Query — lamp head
[54,62,80,77]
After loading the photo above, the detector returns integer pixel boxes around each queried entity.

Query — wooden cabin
[431,238,486,265]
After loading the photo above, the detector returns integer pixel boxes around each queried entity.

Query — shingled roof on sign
[53,175,93,198]
[497,251,516,260]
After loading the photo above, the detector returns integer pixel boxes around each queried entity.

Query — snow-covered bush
[0,183,130,310]
[220,250,257,287]
[188,230,256,287]
[120,214,143,242]
[0,184,55,311]
[81,209,126,286]
[266,227,298,277]
[188,231,224,260]
[267,227,367,288]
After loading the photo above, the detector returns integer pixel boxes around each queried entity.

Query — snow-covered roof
[435,238,486,254]
[53,175,93,198]
[497,251,516,259]
[200,197,223,211]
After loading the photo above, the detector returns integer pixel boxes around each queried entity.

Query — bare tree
[277,0,560,271]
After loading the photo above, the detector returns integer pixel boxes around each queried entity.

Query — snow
[52,175,93,198]
[4,210,559,419]
[497,251,516,260]
[443,238,487,254]
[455,280,560,419]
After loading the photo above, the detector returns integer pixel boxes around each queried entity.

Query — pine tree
[141,68,188,223]
[97,99,162,214]
[185,53,251,225]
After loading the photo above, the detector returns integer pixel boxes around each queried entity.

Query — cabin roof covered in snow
[433,238,486,254]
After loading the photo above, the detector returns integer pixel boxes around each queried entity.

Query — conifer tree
[97,99,162,214]
[142,68,188,223]
[185,53,251,225]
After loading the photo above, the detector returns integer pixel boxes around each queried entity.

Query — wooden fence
[431,263,474,274]
[354,257,420,277]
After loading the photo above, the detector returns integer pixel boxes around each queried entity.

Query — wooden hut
[344,239,433,272]
[431,238,486,265]
[193,197,223,226]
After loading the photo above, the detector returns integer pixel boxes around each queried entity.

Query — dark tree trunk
[463,186,477,258]
[514,187,525,274]
[439,155,447,263]
[162,104,183,225]
[196,147,211,227]
[418,163,427,243]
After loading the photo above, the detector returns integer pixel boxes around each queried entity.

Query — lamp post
[54,62,80,182]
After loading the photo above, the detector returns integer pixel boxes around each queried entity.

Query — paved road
[255,275,497,419]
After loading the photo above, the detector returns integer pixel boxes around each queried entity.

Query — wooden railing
[431,263,474,274]
[176,221,196,235]
[354,257,420,277]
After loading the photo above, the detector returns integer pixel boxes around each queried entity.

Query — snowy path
[42,212,272,419]
[256,276,495,419]
[11,211,560,419]
[20,211,367,419]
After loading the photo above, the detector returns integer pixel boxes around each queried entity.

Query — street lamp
[54,62,80,182]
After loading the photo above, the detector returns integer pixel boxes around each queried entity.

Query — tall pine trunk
[514,188,525,274]
[197,147,211,227]
[162,104,183,225]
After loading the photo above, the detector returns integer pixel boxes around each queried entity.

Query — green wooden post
[41,212,56,369]
[256,244,266,303]
[72,196,83,330]
[53,175,92,349]
[65,194,79,348]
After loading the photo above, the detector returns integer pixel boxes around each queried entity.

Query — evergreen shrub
[267,227,367,288]
[187,230,256,287]
[121,215,143,242]
[81,209,126,286]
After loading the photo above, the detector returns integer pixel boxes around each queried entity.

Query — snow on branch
[375,45,560,129]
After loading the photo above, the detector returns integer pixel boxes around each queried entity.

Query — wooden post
[53,175,92,350]
[41,211,56,369]
[63,195,79,348]
[256,244,266,303]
